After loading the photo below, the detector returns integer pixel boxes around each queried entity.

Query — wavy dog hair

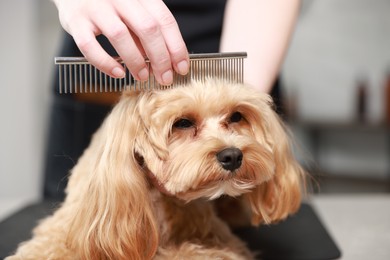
[64,82,304,258]
[64,91,161,259]
[241,99,305,225]
[9,79,305,260]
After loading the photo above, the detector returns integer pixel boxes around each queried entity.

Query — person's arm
[220,0,301,93]
[52,0,189,85]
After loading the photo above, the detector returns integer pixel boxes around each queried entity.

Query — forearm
[220,0,301,93]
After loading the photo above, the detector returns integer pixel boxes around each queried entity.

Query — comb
[54,52,247,94]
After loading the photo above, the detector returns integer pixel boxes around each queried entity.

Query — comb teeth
[55,52,247,94]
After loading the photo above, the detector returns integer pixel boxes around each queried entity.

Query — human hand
[53,0,189,85]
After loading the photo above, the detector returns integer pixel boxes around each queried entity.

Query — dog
[8,79,305,259]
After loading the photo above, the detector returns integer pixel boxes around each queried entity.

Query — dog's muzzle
[216,147,243,171]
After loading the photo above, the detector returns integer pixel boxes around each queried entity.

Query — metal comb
[55,52,247,94]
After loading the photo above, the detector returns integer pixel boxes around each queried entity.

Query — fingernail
[112,67,125,78]
[177,60,189,75]
[138,67,149,81]
[162,70,173,85]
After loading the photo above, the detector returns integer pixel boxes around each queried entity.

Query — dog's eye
[173,118,194,129]
[229,112,243,123]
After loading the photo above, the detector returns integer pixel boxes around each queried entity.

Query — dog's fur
[8,79,305,259]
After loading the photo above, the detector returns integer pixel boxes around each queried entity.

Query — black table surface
[0,201,341,260]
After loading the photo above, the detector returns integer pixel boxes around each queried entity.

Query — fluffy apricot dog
[8,79,305,259]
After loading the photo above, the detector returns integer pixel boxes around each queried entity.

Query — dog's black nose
[216,147,243,171]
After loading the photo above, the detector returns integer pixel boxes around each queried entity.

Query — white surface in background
[311,194,390,260]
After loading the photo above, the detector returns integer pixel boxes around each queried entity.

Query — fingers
[140,0,189,76]
[116,0,172,85]
[71,20,127,79]
[117,0,189,85]
[55,0,189,85]
[95,14,150,81]
[62,2,130,79]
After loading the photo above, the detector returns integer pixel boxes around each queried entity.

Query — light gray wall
[282,0,390,178]
[0,0,61,202]
[283,0,390,122]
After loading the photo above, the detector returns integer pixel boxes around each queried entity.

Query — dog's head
[134,79,304,222]
[66,79,305,259]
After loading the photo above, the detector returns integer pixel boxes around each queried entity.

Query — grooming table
[0,202,340,259]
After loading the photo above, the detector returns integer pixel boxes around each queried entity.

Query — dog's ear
[65,92,159,260]
[244,97,305,225]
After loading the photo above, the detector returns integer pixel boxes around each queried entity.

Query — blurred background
[0,0,389,259]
